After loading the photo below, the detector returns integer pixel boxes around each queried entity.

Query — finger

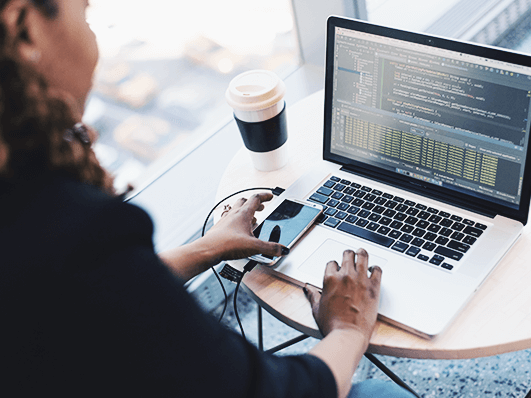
[324,260,339,279]
[232,197,247,210]
[368,265,383,283]
[303,284,321,318]
[341,249,356,275]
[355,248,369,276]
[244,193,274,213]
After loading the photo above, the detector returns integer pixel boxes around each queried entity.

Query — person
[0,1,416,397]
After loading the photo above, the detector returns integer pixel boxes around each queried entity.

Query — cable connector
[219,263,244,282]
[271,187,285,196]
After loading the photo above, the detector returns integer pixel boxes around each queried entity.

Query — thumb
[303,284,321,319]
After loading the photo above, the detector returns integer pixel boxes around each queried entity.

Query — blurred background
[84,0,531,192]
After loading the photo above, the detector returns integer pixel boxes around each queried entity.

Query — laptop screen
[325,17,531,223]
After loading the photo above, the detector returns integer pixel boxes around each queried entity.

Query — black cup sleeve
[235,105,287,153]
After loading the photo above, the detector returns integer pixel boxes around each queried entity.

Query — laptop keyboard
[308,176,488,271]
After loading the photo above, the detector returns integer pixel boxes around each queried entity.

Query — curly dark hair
[0,0,115,194]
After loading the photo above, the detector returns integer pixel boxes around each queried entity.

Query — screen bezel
[324,16,531,225]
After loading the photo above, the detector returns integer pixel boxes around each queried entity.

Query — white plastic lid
[225,70,286,112]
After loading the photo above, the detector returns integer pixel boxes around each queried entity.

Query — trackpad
[298,239,387,288]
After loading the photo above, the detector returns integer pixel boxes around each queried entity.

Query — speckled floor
[215,287,531,397]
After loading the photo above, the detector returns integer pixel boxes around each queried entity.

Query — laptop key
[356,218,369,227]
[475,223,487,230]
[406,246,421,257]
[424,232,437,241]
[391,241,408,252]
[367,222,379,231]
[323,180,336,188]
[439,218,453,227]
[399,234,413,243]
[418,254,429,261]
[435,236,449,245]
[327,199,339,207]
[344,187,356,195]
[324,208,338,217]
[309,193,328,204]
[330,176,341,182]
[358,210,370,218]
[412,228,425,237]
[334,183,346,191]
[405,200,416,206]
[368,213,381,222]
[451,222,466,231]
[463,219,475,226]
[411,238,425,247]
[317,187,334,196]
[377,226,391,235]
[388,230,401,239]
[441,263,454,270]
[423,242,436,251]
[337,222,394,247]
[396,204,408,212]
[401,225,414,234]
[346,215,358,224]
[434,246,464,261]
[336,211,348,220]
[347,206,360,214]
[406,208,419,216]
[463,225,483,238]
[351,182,361,188]
[337,202,349,211]
[324,218,341,228]
[379,217,392,226]
[463,235,477,245]
[429,255,445,265]
[440,227,453,237]
[447,240,470,253]
[332,192,343,200]
[451,231,465,241]
[373,205,385,214]
[353,198,364,206]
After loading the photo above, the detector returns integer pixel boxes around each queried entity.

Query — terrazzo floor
[213,287,530,397]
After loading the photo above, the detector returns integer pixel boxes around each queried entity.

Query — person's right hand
[304,249,382,341]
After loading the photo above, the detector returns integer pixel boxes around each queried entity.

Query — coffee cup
[226,70,288,171]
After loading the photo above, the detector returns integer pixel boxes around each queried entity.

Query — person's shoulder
[46,176,154,246]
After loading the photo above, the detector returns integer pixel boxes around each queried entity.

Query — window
[85,0,299,191]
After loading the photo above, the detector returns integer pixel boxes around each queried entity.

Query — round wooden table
[216,90,531,360]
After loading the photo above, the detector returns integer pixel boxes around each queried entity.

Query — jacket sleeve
[60,200,338,398]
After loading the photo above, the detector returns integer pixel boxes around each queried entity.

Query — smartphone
[249,198,323,265]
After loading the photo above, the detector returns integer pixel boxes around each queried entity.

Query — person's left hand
[204,193,288,263]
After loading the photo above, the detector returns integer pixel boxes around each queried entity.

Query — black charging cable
[201,186,285,325]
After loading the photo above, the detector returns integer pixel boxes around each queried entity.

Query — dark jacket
[0,175,336,397]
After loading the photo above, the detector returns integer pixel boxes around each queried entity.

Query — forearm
[158,237,220,282]
[308,328,370,398]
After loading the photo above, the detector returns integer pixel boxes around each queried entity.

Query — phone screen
[252,199,322,260]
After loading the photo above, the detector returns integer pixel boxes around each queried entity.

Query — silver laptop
[266,16,531,338]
